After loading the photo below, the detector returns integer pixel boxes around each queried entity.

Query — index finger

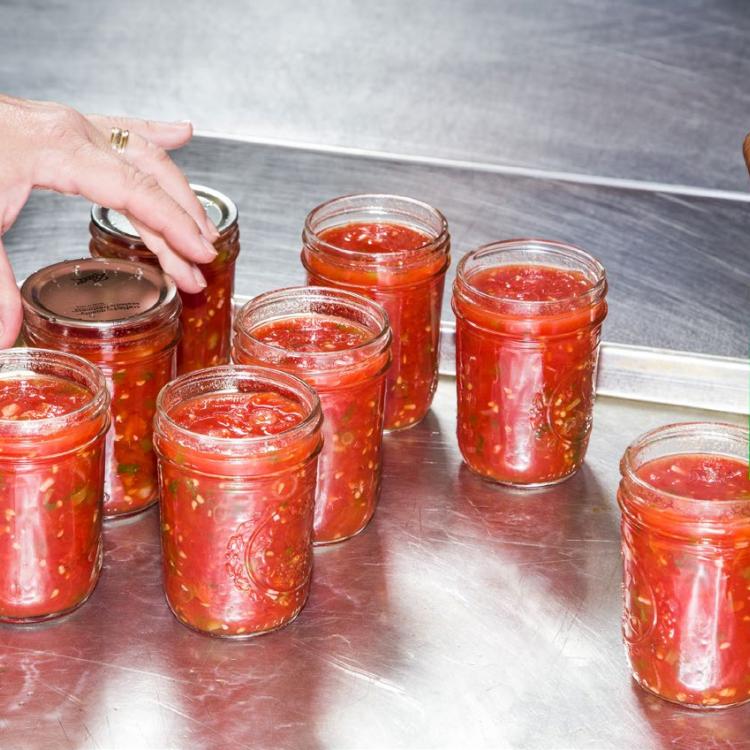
[0,239,22,348]
[87,125,217,239]
[41,139,217,265]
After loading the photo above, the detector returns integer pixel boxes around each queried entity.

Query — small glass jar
[302,193,450,431]
[0,348,109,622]
[619,422,750,709]
[233,286,391,544]
[21,258,181,518]
[153,365,323,637]
[452,240,607,486]
[90,183,240,374]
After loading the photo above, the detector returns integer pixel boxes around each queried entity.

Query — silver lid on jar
[90,183,238,240]
[21,258,179,329]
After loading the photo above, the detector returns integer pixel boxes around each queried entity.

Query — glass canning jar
[0,348,109,622]
[233,286,391,544]
[452,239,607,486]
[302,193,450,431]
[21,258,181,518]
[90,183,240,374]
[619,422,750,709]
[153,365,323,637]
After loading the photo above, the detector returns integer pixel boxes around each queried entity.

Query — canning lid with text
[21,257,180,335]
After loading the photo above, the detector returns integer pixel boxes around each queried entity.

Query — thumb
[743,133,750,176]
[0,238,22,348]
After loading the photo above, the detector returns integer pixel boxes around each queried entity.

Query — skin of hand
[0,94,220,347]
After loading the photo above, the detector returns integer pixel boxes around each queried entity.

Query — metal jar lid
[90,184,238,241]
[21,258,179,330]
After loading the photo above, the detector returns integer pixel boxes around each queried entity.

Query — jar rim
[455,239,607,313]
[234,286,392,370]
[0,347,109,435]
[303,193,450,267]
[155,365,323,454]
[91,183,238,241]
[620,421,750,509]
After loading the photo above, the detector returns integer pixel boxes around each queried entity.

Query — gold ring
[110,127,130,154]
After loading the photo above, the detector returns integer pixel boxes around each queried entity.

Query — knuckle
[145,141,170,166]
[42,104,87,142]
[38,137,93,192]
[143,238,167,258]
[127,167,160,194]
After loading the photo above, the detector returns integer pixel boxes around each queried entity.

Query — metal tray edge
[436,320,748,415]
[236,297,750,416]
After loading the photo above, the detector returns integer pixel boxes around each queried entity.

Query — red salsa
[154,366,322,637]
[639,455,750,501]
[620,432,750,709]
[471,265,592,301]
[171,392,307,438]
[0,377,91,419]
[90,185,240,374]
[21,258,181,518]
[175,256,236,374]
[0,350,109,622]
[302,195,449,430]
[321,223,432,254]
[453,242,607,485]
[252,317,371,352]
[233,287,391,544]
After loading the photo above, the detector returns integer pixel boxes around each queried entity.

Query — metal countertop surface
[1,130,748,749]
[0,381,746,750]
[4,0,750,192]
[2,3,749,747]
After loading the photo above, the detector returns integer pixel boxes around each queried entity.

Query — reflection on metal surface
[1,380,747,749]
[195,128,750,205]
[235,298,749,416]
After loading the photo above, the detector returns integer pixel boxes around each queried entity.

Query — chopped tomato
[454,263,607,485]
[155,383,321,637]
[235,311,390,544]
[0,373,107,622]
[304,220,449,430]
[621,453,750,708]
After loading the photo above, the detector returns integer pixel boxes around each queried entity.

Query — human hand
[0,94,218,347]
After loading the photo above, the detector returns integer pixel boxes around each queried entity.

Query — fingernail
[171,119,192,127]
[191,265,207,289]
[200,235,218,259]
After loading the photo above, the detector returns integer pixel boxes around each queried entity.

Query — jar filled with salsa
[0,348,109,622]
[302,194,450,431]
[90,183,240,374]
[619,422,750,709]
[153,365,323,637]
[21,258,181,518]
[452,240,607,485]
[233,286,391,545]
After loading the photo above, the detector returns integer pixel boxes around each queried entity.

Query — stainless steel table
[0,383,746,750]
[7,135,750,361]
[2,133,749,749]
[5,0,750,192]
